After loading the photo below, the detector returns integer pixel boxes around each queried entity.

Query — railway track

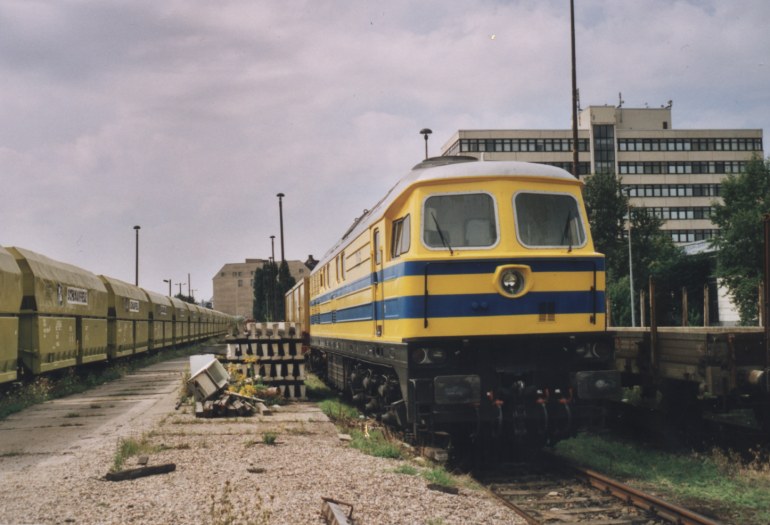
[476,452,723,525]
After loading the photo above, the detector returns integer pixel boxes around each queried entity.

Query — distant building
[212,258,310,318]
[441,104,764,244]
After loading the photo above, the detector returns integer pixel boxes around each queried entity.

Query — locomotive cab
[306,157,621,447]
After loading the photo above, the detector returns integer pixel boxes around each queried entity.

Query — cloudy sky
[2,0,768,303]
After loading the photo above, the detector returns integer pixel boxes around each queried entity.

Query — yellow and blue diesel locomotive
[288,156,620,445]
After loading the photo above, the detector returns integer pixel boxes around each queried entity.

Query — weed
[305,374,335,400]
[209,480,271,525]
[555,432,770,525]
[284,424,314,436]
[318,398,360,425]
[391,464,419,476]
[64,412,80,418]
[111,435,162,472]
[422,467,456,487]
[262,432,278,445]
[350,427,402,459]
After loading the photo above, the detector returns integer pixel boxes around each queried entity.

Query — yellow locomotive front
[306,157,620,446]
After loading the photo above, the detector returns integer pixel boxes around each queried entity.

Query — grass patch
[422,466,457,487]
[111,435,163,472]
[262,431,278,445]
[391,464,419,476]
[318,398,360,425]
[350,427,403,459]
[304,374,336,401]
[555,432,770,525]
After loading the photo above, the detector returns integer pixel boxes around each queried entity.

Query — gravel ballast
[0,359,521,524]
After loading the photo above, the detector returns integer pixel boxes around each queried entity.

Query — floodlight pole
[420,128,433,159]
[133,225,141,285]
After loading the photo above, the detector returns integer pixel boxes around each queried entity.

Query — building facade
[441,105,764,244]
[212,258,310,319]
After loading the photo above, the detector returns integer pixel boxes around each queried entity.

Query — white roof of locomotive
[318,158,579,264]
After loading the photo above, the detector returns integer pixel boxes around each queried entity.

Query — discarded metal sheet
[321,498,356,525]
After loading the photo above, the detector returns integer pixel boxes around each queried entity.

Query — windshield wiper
[561,210,573,253]
[431,212,454,255]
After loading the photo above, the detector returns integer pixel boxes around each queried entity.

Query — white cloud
[1,0,769,300]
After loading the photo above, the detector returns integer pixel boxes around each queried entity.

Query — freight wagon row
[0,246,235,384]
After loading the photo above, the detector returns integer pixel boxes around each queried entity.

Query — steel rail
[481,485,540,525]
[481,453,724,525]
[570,465,723,525]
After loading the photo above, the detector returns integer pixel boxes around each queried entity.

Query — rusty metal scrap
[321,498,356,525]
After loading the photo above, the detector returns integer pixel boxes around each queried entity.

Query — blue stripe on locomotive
[310,256,605,326]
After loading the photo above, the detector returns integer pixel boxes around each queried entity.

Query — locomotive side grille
[538,301,556,322]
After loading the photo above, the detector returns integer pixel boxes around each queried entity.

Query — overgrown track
[475,452,723,525]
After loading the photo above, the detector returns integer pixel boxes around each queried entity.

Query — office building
[441,105,764,244]
[212,258,309,318]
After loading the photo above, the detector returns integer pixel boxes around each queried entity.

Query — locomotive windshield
[423,192,498,249]
[514,192,586,248]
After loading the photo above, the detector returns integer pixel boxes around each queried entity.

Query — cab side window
[391,215,411,258]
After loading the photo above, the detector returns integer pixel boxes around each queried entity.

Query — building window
[458,138,590,154]
[592,124,615,174]
[618,137,762,152]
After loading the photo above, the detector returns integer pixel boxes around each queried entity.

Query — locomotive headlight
[410,347,448,365]
[429,348,447,364]
[500,269,524,295]
[494,265,532,298]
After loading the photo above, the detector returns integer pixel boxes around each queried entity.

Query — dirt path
[0,355,519,524]
[0,358,187,472]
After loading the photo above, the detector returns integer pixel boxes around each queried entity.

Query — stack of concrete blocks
[226,322,306,400]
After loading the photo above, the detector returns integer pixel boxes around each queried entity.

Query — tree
[276,260,296,320]
[252,262,276,321]
[252,260,297,322]
[174,293,196,304]
[583,171,627,280]
[711,157,770,324]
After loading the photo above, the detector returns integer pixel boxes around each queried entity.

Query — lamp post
[623,190,636,327]
[570,0,579,179]
[276,193,285,263]
[163,279,171,297]
[270,235,276,264]
[133,225,141,286]
[420,128,432,159]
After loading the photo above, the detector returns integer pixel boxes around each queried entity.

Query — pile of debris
[187,355,272,418]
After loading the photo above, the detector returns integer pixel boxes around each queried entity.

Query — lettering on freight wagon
[66,287,88,305]
[124,298,140,313]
